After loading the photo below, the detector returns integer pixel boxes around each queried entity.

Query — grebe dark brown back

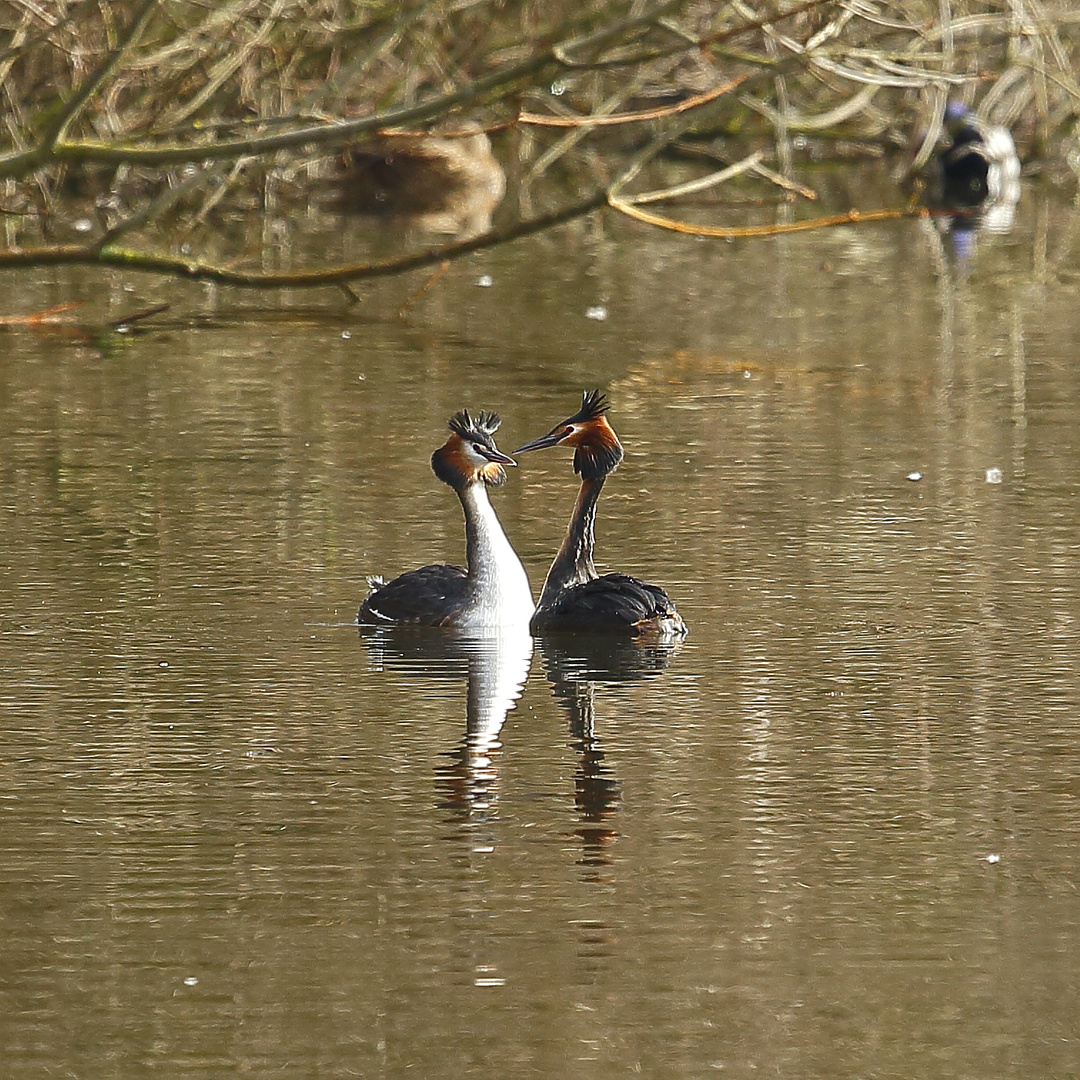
[358,410,534,630]
[515,391,687,639]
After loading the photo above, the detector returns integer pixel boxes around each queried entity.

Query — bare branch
[0,0,697,179]
[617,151,767,206]
[0,191,609,289]
[609,198,931,237]
[519,73,752,128]
[42,0,159,149]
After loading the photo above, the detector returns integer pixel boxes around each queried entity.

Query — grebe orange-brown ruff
[515,391,687,639]
[358,410,534,630]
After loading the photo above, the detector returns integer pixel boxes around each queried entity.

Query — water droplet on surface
[183,976,199,986]
[73,218,94,233]
[341,330,351,340]
[985,853,1001,863]
[476,275,494,287]
[985,467,1003,484]
[906,471,923,482]
[585,305,608,321]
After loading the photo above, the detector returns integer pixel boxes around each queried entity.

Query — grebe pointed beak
[476,445,517,467]
[514,427,569,454]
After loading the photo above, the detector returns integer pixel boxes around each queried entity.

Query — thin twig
[618,151,766,205]
[92,164,214,253]
[42,0,159,149]
[554,0,692,66]
[396,261,450,319]
[750,161,817,200]
[608,198,931,237]
[106,302,170,328]
[0,301,83,326]
[519,73,752,128]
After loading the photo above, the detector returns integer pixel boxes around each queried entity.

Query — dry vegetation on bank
[0,0,1078,289]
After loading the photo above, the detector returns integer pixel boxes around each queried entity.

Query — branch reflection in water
[536,636,682,875]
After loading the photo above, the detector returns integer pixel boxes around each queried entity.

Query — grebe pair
[358,393,686,638]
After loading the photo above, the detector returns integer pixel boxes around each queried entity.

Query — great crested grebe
[358,410,534,630]
[515,391,687,639]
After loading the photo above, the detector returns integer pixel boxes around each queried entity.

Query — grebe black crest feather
[448,409,501,446]
[568,390,610,425]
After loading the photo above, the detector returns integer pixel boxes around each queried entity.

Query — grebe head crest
[448,409,501,444]
[433,409,516,488]
[514,390,624,481]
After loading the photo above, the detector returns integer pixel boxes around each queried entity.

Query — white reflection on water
[358,626,683,867]
[360,627,533,830]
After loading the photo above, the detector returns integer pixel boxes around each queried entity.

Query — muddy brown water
[2,188,1080,1078]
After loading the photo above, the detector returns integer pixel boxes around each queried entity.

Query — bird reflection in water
[359,627,683,877]
[359,626,532,834]
[537,635,681,876]
[333,127,505,239]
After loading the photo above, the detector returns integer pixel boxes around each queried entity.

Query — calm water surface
[2,187,1080,1078]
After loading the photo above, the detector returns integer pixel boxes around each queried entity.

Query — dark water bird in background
[937,99,1022,249]
[516,391,687,639]
[358,411,533,630]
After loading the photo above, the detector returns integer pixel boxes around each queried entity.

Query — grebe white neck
[456,482,534,630]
